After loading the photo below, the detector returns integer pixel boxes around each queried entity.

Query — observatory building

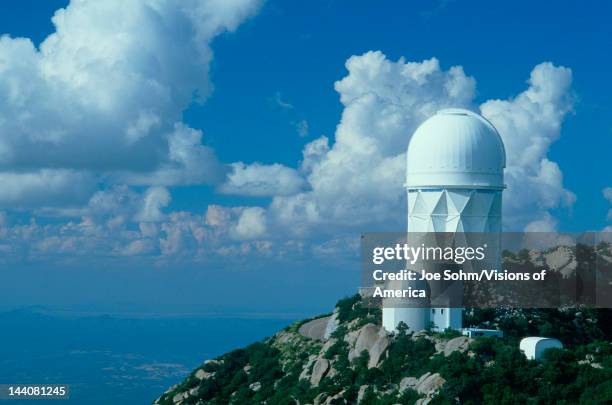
[383,108,506,333]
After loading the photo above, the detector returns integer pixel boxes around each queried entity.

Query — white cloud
[231,207,267,240]
[267,52,477,233]
[82,52,575,252]
[120,238,156,256]
[0,0,260,205]
[480,62,575,230]
[295,119,309,137]
[604,187,612,222]
[272,91,293,109]
[260,55,575,237]
[523,213,558,233]
[0,169,95,208]
[125,111,161,145]
[119,124,226,186]
[137,187,171,222]
[82,185,167,225]
[299,136,330,174]
[205,205,234,227]
[220,162,306,197]
[0,43,581,263]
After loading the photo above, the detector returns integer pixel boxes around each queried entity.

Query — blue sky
[195,0,612,230]
[0,0,610,314]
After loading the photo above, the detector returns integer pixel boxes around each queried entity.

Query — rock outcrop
[357,385,369,403]
[299,355,317,381]
[416,372,445,396]
[367,330,389,368]
[347,323,390,367]
[399,376,419,393]
[194,368,212,380]
[399,372,445,402]
[310,358,330,386]
[444,336,470,356]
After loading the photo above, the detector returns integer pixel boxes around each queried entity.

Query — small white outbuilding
[520,337,563,361]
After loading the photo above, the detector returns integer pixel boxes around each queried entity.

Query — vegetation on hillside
[156,295,612,404]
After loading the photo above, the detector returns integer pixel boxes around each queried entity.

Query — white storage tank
[520,337,563,361]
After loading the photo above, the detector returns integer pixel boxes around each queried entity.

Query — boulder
[416,372,431,387]
[367,332,389,368]
[348,324,379,361]
[544,246,576,278]
[299,355,317,381]
[415,398,431,405]
[249,381,261,392]
[357,385,369,403]
[412,330,428,339]
[172,392,187,404]
[310,358,330,386]
[344,329,360,347]
[415,372,445,396]
[313,393,327,405]
[276,331,292,344]
[399,376,418,393]
[444,336,470,356]
[323,389,346,404]
[195,369,212,380]
[321,338,337,355]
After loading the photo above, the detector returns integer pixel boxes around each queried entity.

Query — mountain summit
[154,290,611,404]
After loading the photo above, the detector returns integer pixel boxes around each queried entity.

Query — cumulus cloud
[119,124,226,186]
[480,62,575,230]
[267,52,477,233]
[0,0,260,204]
[0,38,580,262]
[300,136,330,174]
[523,213,558,233]
[260,54,575,237]
[119,52,570,258]
[0,0,271,263]
[0,169,95,208]
[220,162,306,197]
[137,187,171,222]
[231,207,267,240]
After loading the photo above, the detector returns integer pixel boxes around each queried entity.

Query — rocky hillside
[154,294,612,404]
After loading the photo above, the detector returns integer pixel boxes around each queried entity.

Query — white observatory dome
[406,108,505,189]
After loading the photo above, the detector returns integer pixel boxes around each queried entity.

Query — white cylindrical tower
[383,108,506,333]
